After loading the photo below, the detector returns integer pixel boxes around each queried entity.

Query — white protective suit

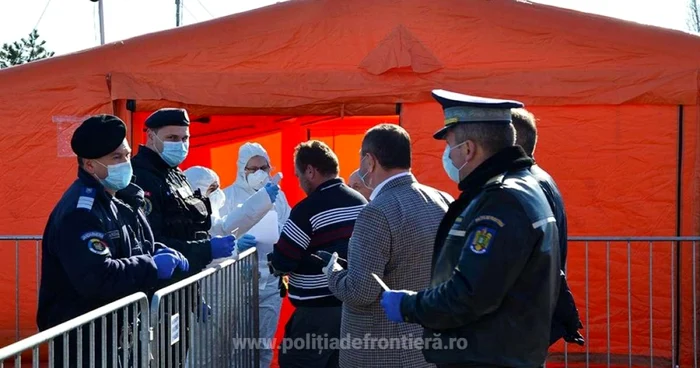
[182,166,230,368]
[221,142,290,368]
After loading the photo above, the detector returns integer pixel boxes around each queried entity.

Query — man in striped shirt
[269,140,367,368]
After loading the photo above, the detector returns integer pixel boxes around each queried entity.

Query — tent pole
[98,0,105,45]
[176,0,182,27]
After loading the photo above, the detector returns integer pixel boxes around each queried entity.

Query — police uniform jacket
[530,164,583,346]
[130,146,213,273]
[400,146,561,367]
[37,168,162,366]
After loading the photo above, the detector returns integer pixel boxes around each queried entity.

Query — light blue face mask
[442,142,467,183]
[357,156,374,190]
[97,161,133,191]
[155,134,189,167]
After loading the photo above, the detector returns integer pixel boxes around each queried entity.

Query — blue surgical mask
[442,142,468,183]
[155,134,189,167]
[97,161,133,191]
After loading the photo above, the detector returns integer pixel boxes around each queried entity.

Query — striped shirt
[270,178,367,307]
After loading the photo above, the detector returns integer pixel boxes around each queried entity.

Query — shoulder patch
[143,197,153,215]
[474,215,505,228]
[87,237,110,256]
[468,226,496,255]
[77,187,97,210]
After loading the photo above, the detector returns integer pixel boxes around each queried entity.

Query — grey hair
[452,122,516,156]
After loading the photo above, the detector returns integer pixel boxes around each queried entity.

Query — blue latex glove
[153,253,180,280]
[236,234,258,253]
[211,235,236,259]
[197,300,212,323]
[380,290,416,323]
[264,182,280,203]
[155,248,189,272]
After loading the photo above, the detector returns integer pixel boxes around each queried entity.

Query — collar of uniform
[137,145,171,171]
[77,167,114,204]
[315,178,343,193]
[457,146,533,193]
[369,171,412,201]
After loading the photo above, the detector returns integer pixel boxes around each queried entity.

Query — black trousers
[278,305,342,368]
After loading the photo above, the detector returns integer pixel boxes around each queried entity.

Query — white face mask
[208,189,226,211]
[247,170,269,191]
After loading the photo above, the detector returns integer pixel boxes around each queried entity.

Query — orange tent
[0,0,699,365]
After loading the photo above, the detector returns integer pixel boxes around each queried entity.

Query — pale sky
[0,0,693,56]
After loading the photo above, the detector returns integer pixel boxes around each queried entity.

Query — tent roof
[1,0,700,114]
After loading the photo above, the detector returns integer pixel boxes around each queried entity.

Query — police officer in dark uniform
[380,90,561,368]
[37,115,190,367]
[130,108,235,272]
[129,108,235,366]
[511,108,584,346]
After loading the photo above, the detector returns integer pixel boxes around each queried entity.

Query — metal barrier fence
[0,292,150,367]
[1,235,697,368]
[0,236,42,344]
[548,237,699,368]
[150,248,260,368]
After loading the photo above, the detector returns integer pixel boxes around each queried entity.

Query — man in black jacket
[38,115,189,367]
[379,90,561,368]
[511,108,584,346]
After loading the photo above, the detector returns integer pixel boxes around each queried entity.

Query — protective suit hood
[184,166,225,216]
[234,142,271,194]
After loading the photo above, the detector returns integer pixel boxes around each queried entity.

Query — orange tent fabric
[0,0,699,365]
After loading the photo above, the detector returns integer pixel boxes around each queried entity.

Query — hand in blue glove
[380,290,416,323]
[236,234,258,253]
[197,300,212,323]
[153,253,180,280]
[211,235,236,259]
[155,248,189,272]
[264,182,280,203]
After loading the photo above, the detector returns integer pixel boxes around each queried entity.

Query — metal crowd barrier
[0,236,42,344]
[150,248,260,368]
[549,237,699,368]
[0,292,149,367]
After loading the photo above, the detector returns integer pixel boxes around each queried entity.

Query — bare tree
[688,0,700,32]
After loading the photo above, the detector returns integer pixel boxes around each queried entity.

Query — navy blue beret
[144,108,190,129]
[71,114,127,159]
[431,89,524,140]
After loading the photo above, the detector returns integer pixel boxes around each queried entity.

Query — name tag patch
[106,230,121,239]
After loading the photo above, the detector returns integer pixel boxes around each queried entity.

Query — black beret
[71,114,127,159]
[144,108,190,129]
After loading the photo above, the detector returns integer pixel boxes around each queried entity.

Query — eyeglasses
[244,165,272,173]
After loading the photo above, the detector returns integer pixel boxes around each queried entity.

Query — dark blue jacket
[401,147,561,367]
[37,168,161,367]
[530,164,583,346]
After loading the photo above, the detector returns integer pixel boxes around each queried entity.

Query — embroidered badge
[87,238,110,256]
[144,197,153,215]
[469,227,496,254]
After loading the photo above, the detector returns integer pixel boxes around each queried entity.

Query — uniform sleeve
[401,194,535,330]
[133,170,212,272]
[215,188,273,236]
[328,205,390,306]
[269,204,311,273]
[275,191,292,235]
[54,210,158,301]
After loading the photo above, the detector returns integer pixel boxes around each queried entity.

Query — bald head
[348,169,372,201]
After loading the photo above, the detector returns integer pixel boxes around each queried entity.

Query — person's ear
[464,140,477,162]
